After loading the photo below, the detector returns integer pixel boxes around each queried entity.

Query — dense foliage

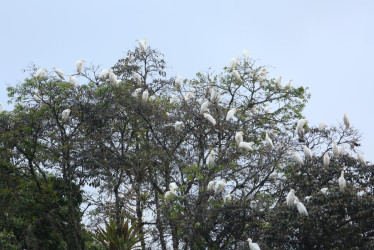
[0,44,372,249]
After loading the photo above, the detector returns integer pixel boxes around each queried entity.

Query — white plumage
[277,76,282,87]
[294,197,308,216]
[174,121,183,132]
[343,113,350,128]
[229,57,239,70]
[319,122,326,131]
[323,153,330,167]
[69,75,79,86]
[109,70,118,85]
[296,119,308,134]
[0,103,2,113]
[339,170,346,191]
[286,189,296,206]
[203,113,216,125]
[165,190,177,199]
[76,59,85,74]
[132,88,142,98]
[243,49,250,58]
[214,179,226,194]
[61,109,71,121]
[320,188,328,194]
[224,194,232,203]
[52,67,65,80]
[132,71,142,85]
[184,88,196,101]
[169,182,178,193]
[207,180,216,191]
[247,238,261,250]
[142,89,149,101]
[232,69,241,81]
[239,141,254,151]
[33,94,42,103]
[302,146,313,159]
[235,131,244,146]
[210,87,218,102]
[265,132,274,150]
[332,142,340,157]
[357,153,366,166]
[35,68,48,78]
[99,69,110,79]
[200,100,210,114]
[226,108,236,121]
[136,38,147,52]
[293,152,303,165]
[206,150,216,166]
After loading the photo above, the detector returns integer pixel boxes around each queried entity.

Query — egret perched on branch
[344,113,350,128]
[132,88,142,98]
[294,197,308,216]
[169,182,178,193]
[76,59,85,74]
[175,75,183,88]
[206,150,216,166]
[174,121,183,132]
[320,187,328,194]
[243,49,250,58]
[184,88,196,101]
[203,113,216,125]
[229,57,240,70]
[339,171,346,191]
[136,38,147,52]
[247,238,261,250]
[99,69,110,79]
[235,131,244,145]
[210,87,219,102]
[277,76,282,87]
[296,119,308,134]
[265,132,274,150]
[207,180,216,191]
[285,79,292,88]
[69,75,79,86]
[33,94,42,103]
[239,141,254,151]
[0,103,2,113]
[232,69,241,82]
[293,152,303,165]
[332,142,340,157]
[142,89,149,101]
[52,67,65,80]
[226,108,236,121]
[286,189,296,206]
[214,179,226,194]
[62,109,71,122]
[132,71,142,85]
[303,146,313,159]
[323,153,330,167]
[200,101,209,114]
[109,70,118,85]
[319,122,326,131]
[357,153,366,166]
[165,190,177,199]
[35,68,48,78]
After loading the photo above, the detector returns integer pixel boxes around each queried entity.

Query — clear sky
[1,0,373,161]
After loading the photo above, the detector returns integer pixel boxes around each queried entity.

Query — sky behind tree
[1,0,373,161]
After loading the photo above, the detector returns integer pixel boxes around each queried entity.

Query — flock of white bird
[28,40,370,250]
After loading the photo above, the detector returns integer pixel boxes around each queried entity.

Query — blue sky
[1,0,373,161]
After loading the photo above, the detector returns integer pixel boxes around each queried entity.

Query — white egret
[76,59,85,74]
[203,113,216,125]
[286,189,296,206]
[184,88,196,101]
[264,106,271,114]
[142,89,149,101]
[99,69,110,79]
[277,76,282,87]
[235,131,244,145]
[69,75,79,86]
[226,108,236,121]
[239,141,254,151]
[294,197,308,216]
[207,180,216,191]
[232,69,241,82]
[200,100,209,114]
[320,187,328,194]
[247,238,261,250]
[293,152,303,165]
[243,49,250,58]
[343,113,350,128]
[136,38,147,52]
[302,146,313,159]
[33,94,42,103]
[132,71,142,85]
[229,57,239,70]
[206,150,216,166]
[175,75,183,88]
[340,144,346,155]
[214,179,226,194]
[296,119,308,134]
[357,153,366,166]
[35,68,48,78]
[265,132,274,150]
[285,79,292,88]
[61,109,71,121]
[210,87,218,102]
[165,190,176,199]
[109,70,118,85]
[224,194,232,203]
[339,171,346,191]
[174,121,183,132]
[0,103,2,113]
[319,122,326,131]
[332,142,340,157]
[169,182,178,193]
[132,88,142,98]
[149,95,156,101]
[323,153,330,167]
[52,67,65,80]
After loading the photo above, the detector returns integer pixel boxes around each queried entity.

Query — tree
[1,44,372,249]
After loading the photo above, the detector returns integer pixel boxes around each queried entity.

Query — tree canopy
[0,43,373,249]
